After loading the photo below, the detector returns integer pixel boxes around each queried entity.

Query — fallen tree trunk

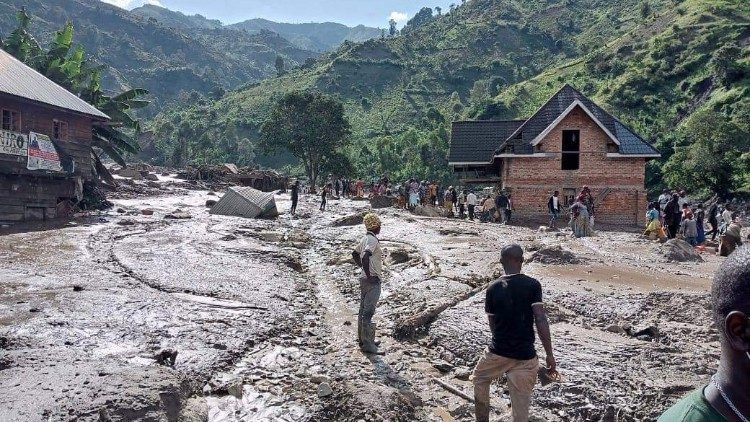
[393,284,484,339]
[433,377,474,403]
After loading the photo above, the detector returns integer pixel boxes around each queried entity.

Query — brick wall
[502,106,648,226]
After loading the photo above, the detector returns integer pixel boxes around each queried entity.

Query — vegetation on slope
[146,0,749,195]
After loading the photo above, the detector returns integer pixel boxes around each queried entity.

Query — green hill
[229,19,382,52]
[146,0,749,192]
[0,0,319,112]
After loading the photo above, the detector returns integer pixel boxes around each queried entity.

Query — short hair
[501,244,524,261]
[712,245,750,329]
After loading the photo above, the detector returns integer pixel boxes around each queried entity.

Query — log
[433,377,474,403]
[393,284,484,339]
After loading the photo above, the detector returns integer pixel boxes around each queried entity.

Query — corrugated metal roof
[449,120,525,164]
[0,48,109,120]
[210,187,279,219]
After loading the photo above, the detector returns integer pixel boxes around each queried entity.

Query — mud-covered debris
[72,285,84,292]
[413,205,452,218]
[528,245,582,265]
[116,208,126,214]
[332,213,365,227]
[141,209,154,216]
[370,195,395,209]
[438,228,478,236]
[165,211,192,220]
[454,367,472,381]
[206,200,217,207]
[658,239,704,263]
[155,349,178,367]
[210,187,279,219]
[388,249,411,265]
[605,324,626,334]
[317,382,333,398]
[116,219,136,226]
[432,359,454,373]
[630,325,659,340]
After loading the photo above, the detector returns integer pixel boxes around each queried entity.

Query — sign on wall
[27,132,62,172]
[0,129,28,156]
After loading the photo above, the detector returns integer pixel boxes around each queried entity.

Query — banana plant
[2,11,150,180]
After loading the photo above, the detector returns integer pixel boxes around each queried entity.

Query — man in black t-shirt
[473,244,556,422]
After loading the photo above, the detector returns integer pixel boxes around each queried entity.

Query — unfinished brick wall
[502,106,649,226]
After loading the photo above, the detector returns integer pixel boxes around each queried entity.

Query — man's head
[363,213,381,235]
[687,212,694,220]
[553,191,559,196]
[680,190,686,197]
[500,244,524,274]
[672,193,680,201]
[712,245,750,365]
[663,188,669,194]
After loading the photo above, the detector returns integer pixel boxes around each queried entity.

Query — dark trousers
[459,204,466,218]
[667,220,680,239]
[468,204,475,220]
[320,198,326,211]
[706,219,719,240]
[291,198,298,215]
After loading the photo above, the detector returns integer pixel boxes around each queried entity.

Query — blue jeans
[685,236,697,246]
[549,210,560,227]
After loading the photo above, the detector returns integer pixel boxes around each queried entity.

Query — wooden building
[0,48,109,222]
[448,84,660,226]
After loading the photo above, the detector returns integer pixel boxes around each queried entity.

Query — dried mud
[0,187,726,421]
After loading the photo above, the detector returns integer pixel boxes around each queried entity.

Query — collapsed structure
[0,48,109,222]
[448,84,660,225]
[210,187,279,219]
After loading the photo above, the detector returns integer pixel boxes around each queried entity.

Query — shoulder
[658,389,722,422]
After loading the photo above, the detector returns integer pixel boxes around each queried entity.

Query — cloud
[100,0,162,9]
[388,11,408,24]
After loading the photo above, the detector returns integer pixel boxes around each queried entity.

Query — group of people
[645,189,744,256]
[350,213,750,421]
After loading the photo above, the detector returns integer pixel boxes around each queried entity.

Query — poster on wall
[27,132,62,172]
[0,129,28,156]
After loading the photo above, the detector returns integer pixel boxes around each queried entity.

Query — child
[680,212,698,246]
[643,202,661,237]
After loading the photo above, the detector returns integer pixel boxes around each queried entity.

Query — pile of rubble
[175,164,289,193]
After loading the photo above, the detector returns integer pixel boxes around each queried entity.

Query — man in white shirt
[352,213,384,355]
[548,191,562,229]
[467,191,478,220]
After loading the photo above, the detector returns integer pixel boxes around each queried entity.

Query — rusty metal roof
[0,48,109,120]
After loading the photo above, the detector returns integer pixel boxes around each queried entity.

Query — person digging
[352,213,385,355]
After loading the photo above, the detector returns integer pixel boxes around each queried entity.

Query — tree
[275,55,285,76]
[389,19,398,36]
[711,43,743,87]
[260,92,351,189]
[640,1,651,18]
[3,10,148,178]
[662,110,749,199]
[404,7,433,32]
[435,6,442,15]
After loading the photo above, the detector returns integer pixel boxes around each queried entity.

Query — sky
[101,0,456,28]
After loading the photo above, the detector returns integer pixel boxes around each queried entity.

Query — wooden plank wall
[0,94,94,179]
[0,174,75,221]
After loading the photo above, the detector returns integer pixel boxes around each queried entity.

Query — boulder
[117,168,143,180]
[413,205,453,218]
[205,200,217,208]
[143,173,159,181]
[528,245,582,265]
[332,212,365,227]
[370,195,395,209]
[658,239,704,262]
[317,382,333,398]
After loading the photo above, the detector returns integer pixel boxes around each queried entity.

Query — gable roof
[0,48,109,120]
[210,187,279,219]
[449,120,525,165]
[499,84,659,156]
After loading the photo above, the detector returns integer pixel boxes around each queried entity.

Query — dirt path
[0,189,725,421]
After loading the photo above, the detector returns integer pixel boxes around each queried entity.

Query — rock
[141,209,154,216]
[605,324,625,334]
[207,191,217,196]
[432,359,454,373]
[529,245,582,265]
[146,181,160,189]
[161,172,171,177]
[179,397,209,422]
[310,374,330,384]
[143,173,159,181]
[205,200,217,207]
[387,249,411,265]
[413,205,453,218]
[116,219,136,226]
[317,382,333,398]
[155,349,178,366]
[227,382,243,399]
[116,208,126,214]
[454,367,472,381]
[164,212,192,220]
[72,285,83,292]
[369,195,395,209]
[658,239,704,263]
[332,213,365,227]
[117,168,143,180]
[631,325,659,339]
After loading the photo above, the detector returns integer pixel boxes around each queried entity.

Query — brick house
[448,84,660,226]
[0,48,109,222]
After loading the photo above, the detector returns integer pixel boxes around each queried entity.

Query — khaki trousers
[472,348,538,422]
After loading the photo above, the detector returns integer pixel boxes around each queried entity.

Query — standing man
[458,190,467,219]
[290,180,299,216]
[352,213,384,355]
[495,190,510,225]
[548,190,562,229]
[706,202,720,241]
[664,194,682,239]
[467,190,478,221]
[658,189,671,214]
[473,244,556,422]
[659,245,750,421]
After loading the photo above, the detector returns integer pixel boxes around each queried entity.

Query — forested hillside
[0,0,319,112]
[145,0,749,195]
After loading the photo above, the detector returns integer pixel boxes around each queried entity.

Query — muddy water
[0,188,725,421]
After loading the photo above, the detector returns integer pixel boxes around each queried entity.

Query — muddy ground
[0,181,728,421]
